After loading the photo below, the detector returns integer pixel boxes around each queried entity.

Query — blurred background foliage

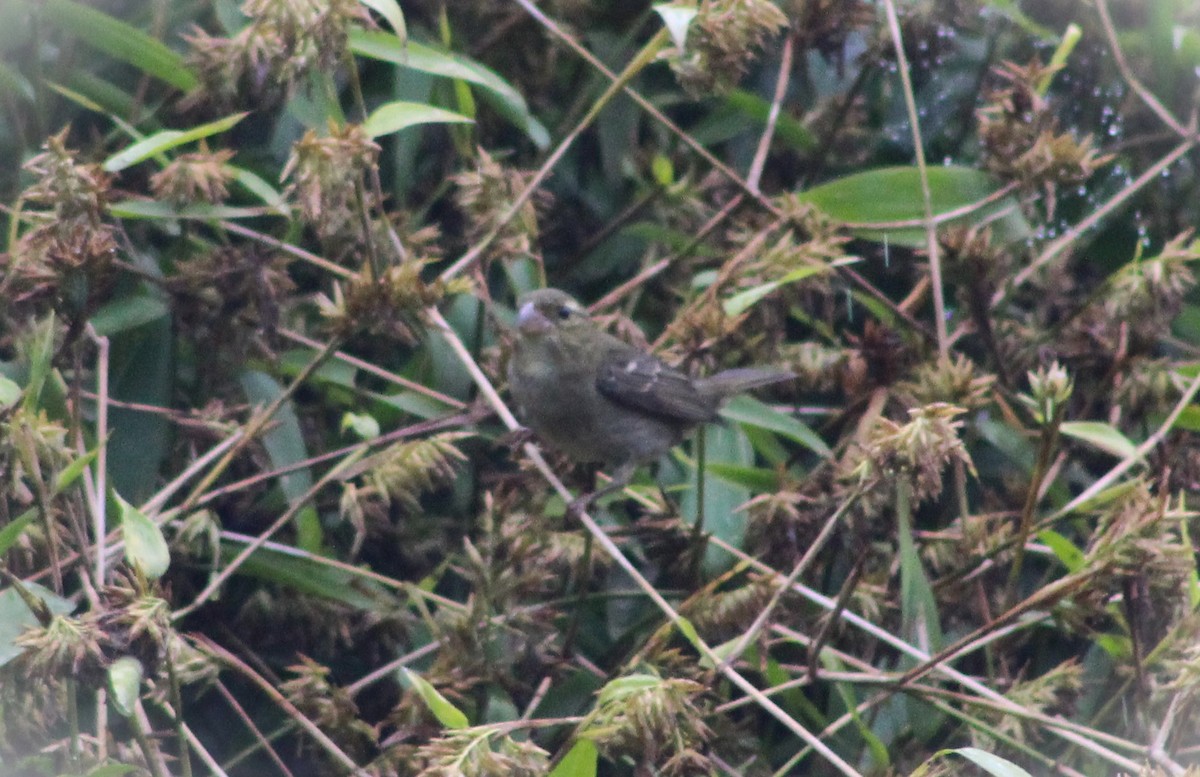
[2,0,1200,775]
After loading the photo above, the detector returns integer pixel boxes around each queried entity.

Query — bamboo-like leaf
[653,2,698,50]
[720,395,830,457]
[797,166,1031,247]
[362,100,473,138]
[350,30,549,148]
[0,512,36,557]
[1037,529,1085,573]
[938,747,1034,777]
[108,200,277,220]
[54,447,99,492]
[358,0,406,41]
[103,112,248,172]
[401,668,470,729]
[107,656,144,717]
[1060,421,1141,461]
[723,257,859,317]
[39,0,197,91]
[116,492,170,579]
[548,739,597,777]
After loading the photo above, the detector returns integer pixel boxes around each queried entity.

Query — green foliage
[2,0,1200,775]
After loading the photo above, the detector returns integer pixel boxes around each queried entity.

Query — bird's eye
[557,306,573,320]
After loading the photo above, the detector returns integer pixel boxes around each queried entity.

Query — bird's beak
[516,302,552,335]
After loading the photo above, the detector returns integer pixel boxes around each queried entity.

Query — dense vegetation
[3,0,1200,775]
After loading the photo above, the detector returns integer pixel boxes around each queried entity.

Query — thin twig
[883,0,947,358]
[719,485,860,670]
[279,327,467,409]
[1094,0,1192,140]
[999,139,1196,302]
[198,637,368,775]
[711,536,1155,773]
[747,35,793,193]
[170,447,364,621]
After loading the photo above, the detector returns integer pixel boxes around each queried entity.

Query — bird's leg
[567,462,638,517]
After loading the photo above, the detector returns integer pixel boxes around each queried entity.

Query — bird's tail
[697,368,794,399]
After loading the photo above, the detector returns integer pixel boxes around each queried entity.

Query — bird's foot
[566,492,598,519]
[498,426,537,451]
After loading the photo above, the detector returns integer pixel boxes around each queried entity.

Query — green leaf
[653,2,698,50]
[107,656,144,717]
[1060,421,1141,461]
[1037,529,1085,573]
[0,512,37,557]
[39,0,198,91]
[1038,23,1082,96]
[358,0,406,41]
[116,492,170,579]
[705,463,779,491]
[897,482,943,655]
[108,200,277,220]
[241,371,321,552]
[0,60,34,102]
[796,166,1032,248]
[596,673,661,703]
[723,256,859,317]
[821,653,891,768]
[0,374,20,409]
[679,424,752,575]
[22,315,57,414]
[85,764,140,777]
[1171,404,1200,432]
[227,165,289,213]
[90,294,170,337]
[939,747,1034,777]
[401,669,470,729]
[720,394,830,457]
[103,112,248,172]
[362,100,473,138]
[0,582,75,667]
[548,738,597,777]
[107,314,173,502]
[341,412,380,440]
[723,89,816,151]
[350,30,549,148]
[219,539,399,611]
[54,447,99,492]
[675,616,704,656]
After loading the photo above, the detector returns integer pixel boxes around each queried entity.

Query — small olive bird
[507,288,793,510]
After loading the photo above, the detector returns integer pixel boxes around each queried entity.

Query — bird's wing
[595,349,718,423]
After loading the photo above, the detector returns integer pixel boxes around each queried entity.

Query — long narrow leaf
[362,101,473,138]
[104,112,247,172]
[350,30,548,148]
[40,0,197,91]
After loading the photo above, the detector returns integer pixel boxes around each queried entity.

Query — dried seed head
[2,132,118,318]
[1021,361,1073,424]
[11,614,107,685]
[282,123,381,250]
[150,149,237,206]
[848,402,975,506]
[186,0,367,112]
[665,0,788,96]
[452,148,546,267]
[582,671,712,766]
[899,353,996,411]
[316,261,468,342]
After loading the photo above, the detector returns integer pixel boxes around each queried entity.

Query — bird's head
[515,288,591,339]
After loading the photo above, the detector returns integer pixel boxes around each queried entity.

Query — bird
[507,287,793,511]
